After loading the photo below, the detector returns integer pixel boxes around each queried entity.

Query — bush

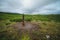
[25,18,32,21]
[10,19,22,22]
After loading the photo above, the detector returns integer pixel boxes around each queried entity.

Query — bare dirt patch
[11,21,40,32]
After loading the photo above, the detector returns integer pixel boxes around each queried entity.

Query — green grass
[0,12,60,40]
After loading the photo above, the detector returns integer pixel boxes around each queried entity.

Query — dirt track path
[11,21,40,32]
[10,21,40,40]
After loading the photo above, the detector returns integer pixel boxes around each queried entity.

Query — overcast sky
[0,0,60,14]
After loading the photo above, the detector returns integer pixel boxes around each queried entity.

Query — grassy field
[0,12,60,40]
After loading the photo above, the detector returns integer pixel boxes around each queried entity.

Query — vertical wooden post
[22,13,25,26]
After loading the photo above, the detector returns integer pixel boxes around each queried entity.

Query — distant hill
[0,12,60,15]
[0,12,21,15]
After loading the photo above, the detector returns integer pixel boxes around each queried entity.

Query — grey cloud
[0,0,60,14]
[33,1,60,14]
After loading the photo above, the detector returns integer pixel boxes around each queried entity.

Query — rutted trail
[11,21,40,31]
